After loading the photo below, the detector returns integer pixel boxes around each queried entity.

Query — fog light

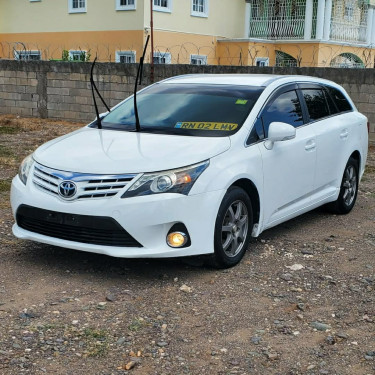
[167,232,187,248]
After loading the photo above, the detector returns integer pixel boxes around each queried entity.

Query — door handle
[340,129,349,139]
[305,140,316,151]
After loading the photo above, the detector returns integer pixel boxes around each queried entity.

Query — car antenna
[90,57,111,130]
[134,35,150,132]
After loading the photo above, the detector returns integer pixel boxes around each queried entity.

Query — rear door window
[326,86,353,113]
[323,89,339,115]
[261,90,304,137]
[302,89,330,121]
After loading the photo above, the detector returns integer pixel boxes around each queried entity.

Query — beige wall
[0,0,145,33]
[146,0,246,39]
[0,0,246,37]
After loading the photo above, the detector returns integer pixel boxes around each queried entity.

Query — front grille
[16,205,142,248]
[32,163,136,200]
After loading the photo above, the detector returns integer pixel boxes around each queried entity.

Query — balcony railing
[249,18,305,39]
[330,21,367,43]
[248,0,369,44]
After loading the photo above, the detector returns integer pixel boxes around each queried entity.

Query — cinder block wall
[0,60,374,141]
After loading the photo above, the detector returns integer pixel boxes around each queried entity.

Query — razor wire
[1,40,374,68]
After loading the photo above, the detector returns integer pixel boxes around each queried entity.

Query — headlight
[18,154,34,185]
[122,160,209,198]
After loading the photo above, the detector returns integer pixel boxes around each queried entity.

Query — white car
[11,74,369,268]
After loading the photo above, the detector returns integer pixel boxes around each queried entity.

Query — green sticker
[236,99,248,105]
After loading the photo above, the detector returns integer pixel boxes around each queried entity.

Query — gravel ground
[0,115,374,375]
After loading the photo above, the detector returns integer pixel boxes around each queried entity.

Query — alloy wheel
[221,200,249,257]
[342,165,357,207]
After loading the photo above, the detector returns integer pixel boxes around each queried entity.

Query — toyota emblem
[58,181,77,199]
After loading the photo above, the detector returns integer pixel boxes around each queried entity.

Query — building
[230,0,375,68]
[0,0,375,68]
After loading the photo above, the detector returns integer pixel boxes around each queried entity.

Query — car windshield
[98,83,264,137]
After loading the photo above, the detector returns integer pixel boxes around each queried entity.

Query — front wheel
[328,157,359,214]
[208,187,253,268]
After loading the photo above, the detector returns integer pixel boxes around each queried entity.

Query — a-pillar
[323,0,332,41]
[304,0,314,40]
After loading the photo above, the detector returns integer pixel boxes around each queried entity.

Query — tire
[207,186,253,268]
[328,157,359,215]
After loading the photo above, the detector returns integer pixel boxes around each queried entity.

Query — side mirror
[264,122,296,150]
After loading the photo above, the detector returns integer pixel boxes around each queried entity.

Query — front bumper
[11,175,225,258]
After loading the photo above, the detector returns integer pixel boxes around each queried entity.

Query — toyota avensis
[11,74,369,268]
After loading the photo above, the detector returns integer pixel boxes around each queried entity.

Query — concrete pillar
[367,7,374,45]
[323,0,332,41]
[244,1,251,38]
[304,0,314,40]
[316,0,326,40]
[371,9,375,45]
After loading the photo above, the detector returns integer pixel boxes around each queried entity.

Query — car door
[258,86,317,229]
[299,84,351,202]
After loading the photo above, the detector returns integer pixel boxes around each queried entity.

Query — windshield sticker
[236,99,248,105]
[175,122,238,131]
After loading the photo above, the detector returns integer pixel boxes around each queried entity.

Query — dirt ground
[0,115,374,375]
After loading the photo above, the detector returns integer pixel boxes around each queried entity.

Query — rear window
[326,86,353,113]
[99,83,264,137]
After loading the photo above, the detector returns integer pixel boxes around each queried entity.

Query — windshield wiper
[134,35,150,132]
[90,57,111,129]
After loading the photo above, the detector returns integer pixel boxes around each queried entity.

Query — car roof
[161,74,336,88]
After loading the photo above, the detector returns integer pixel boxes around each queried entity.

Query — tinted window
[302,89,330,121]
[261,90,303,136]
[323,89,339,115]
[99,84,264,137]
[326,86,353,113]
[246,117,264,145]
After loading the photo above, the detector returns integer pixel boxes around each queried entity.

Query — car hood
[33,127,231,174]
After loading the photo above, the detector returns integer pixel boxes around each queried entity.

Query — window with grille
[154,0,171,12]
[344,5,354,21]
[192,0,208,17]
[116,51,136,63]
[69,50,87,61]
[117,0,136,10]
[190,55,207,65]
[255,57,269,67]
[14,50,41,61]
[153,52,171,64]
[330,1,368,43]
[69,0,86,13]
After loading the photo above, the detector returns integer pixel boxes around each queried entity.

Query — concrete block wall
[0,60,374,142]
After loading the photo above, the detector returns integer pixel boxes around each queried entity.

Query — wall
[0,0,246,63]
[0,60,374,142]
[0,0,145,33]
[217,40,375,68]
[149,0,246,39]
[0,0,245,38]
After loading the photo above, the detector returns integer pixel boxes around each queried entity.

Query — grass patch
[0,180,11,193]
[128,318,145,332]
[0,126,19,135]
[82,328,109,357]
[365,165,375,175]
[0,145,13,158]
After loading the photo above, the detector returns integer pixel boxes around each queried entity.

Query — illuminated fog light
[167,232,187,248]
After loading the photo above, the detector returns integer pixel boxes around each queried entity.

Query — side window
[261,90,303,137]
[302,89,330,121]
[246,117,264,146]
[323,89,338,115]
[326,86,353,113]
